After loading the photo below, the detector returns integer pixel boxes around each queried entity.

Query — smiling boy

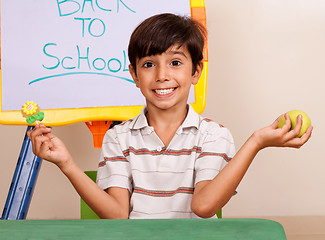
[130,44,201,146]
[28,13,312,219]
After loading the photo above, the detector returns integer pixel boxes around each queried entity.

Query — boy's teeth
[155,88,174,95]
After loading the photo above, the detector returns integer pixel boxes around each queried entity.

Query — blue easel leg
[1,126,42,220]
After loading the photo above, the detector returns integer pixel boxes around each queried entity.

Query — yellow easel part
[190,0,205,8]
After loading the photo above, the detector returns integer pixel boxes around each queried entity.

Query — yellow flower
[22,101,39,116]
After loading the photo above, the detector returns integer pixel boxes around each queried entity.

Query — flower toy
[21,101,44,124]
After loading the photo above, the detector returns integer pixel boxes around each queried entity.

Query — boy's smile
[153,88,176,97]
[129,45,203,113]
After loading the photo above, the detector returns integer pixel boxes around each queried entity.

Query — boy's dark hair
[128,13,207,75]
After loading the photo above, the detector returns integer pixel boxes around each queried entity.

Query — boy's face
[129,45,203,112]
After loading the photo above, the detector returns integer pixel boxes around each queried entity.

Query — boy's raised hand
[252,113,313,150]
[27,124,73,170]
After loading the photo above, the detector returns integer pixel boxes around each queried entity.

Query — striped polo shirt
[97,105,235,219]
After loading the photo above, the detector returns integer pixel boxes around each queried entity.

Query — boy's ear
[129,64,140,88]
[191,61,204,85]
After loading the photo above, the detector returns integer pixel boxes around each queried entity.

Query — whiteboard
[0,0,208,125]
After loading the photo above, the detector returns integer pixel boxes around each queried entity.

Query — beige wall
[1,0,324,219]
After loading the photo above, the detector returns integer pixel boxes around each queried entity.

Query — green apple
[278,110,311,137]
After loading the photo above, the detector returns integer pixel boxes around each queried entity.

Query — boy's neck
[146,104,188,128]
[145,104,189,147]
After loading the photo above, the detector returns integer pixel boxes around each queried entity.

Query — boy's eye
[143,62,154,68]
[171,60,181,66]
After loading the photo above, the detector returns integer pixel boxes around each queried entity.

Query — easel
[1,0,207,220]
[1,126,42,219]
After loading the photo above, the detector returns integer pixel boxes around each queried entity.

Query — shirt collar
[130,105,200,130]
[131,106,149,130]
[181,104,200,129]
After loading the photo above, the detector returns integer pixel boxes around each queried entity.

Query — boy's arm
[28,124,130,219]
[191,113,313,218]
[60,160,130,219]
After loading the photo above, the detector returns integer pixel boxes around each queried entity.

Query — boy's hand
[27,124,73,171]
[252,113,313,150]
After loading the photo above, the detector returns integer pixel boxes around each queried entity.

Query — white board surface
[1,0,192,111]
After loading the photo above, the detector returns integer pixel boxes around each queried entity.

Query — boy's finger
[290,114,303,138]
[285,125,313,148]
[27,130,32,138]
[27,124,41,137]
[299,126,313,143]
[284,116,302,140]
[29,126,52,140]
[279,113,292,133]
[271,115,282,129]
[39,141,54,159]
[34,136,51,157]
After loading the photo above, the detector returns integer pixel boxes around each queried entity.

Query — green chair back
[81,171,222,219]
[80,171,100,219]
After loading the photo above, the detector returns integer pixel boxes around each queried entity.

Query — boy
[28,13,312,219]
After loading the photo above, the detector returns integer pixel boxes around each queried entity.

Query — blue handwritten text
[56,0,136,17]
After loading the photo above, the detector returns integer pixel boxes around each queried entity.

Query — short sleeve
[96,129,132,192]
[194,126,236,185]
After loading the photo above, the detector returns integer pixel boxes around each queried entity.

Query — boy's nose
[156,65,169,82]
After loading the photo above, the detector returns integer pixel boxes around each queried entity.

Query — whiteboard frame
[0,0,207,126]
